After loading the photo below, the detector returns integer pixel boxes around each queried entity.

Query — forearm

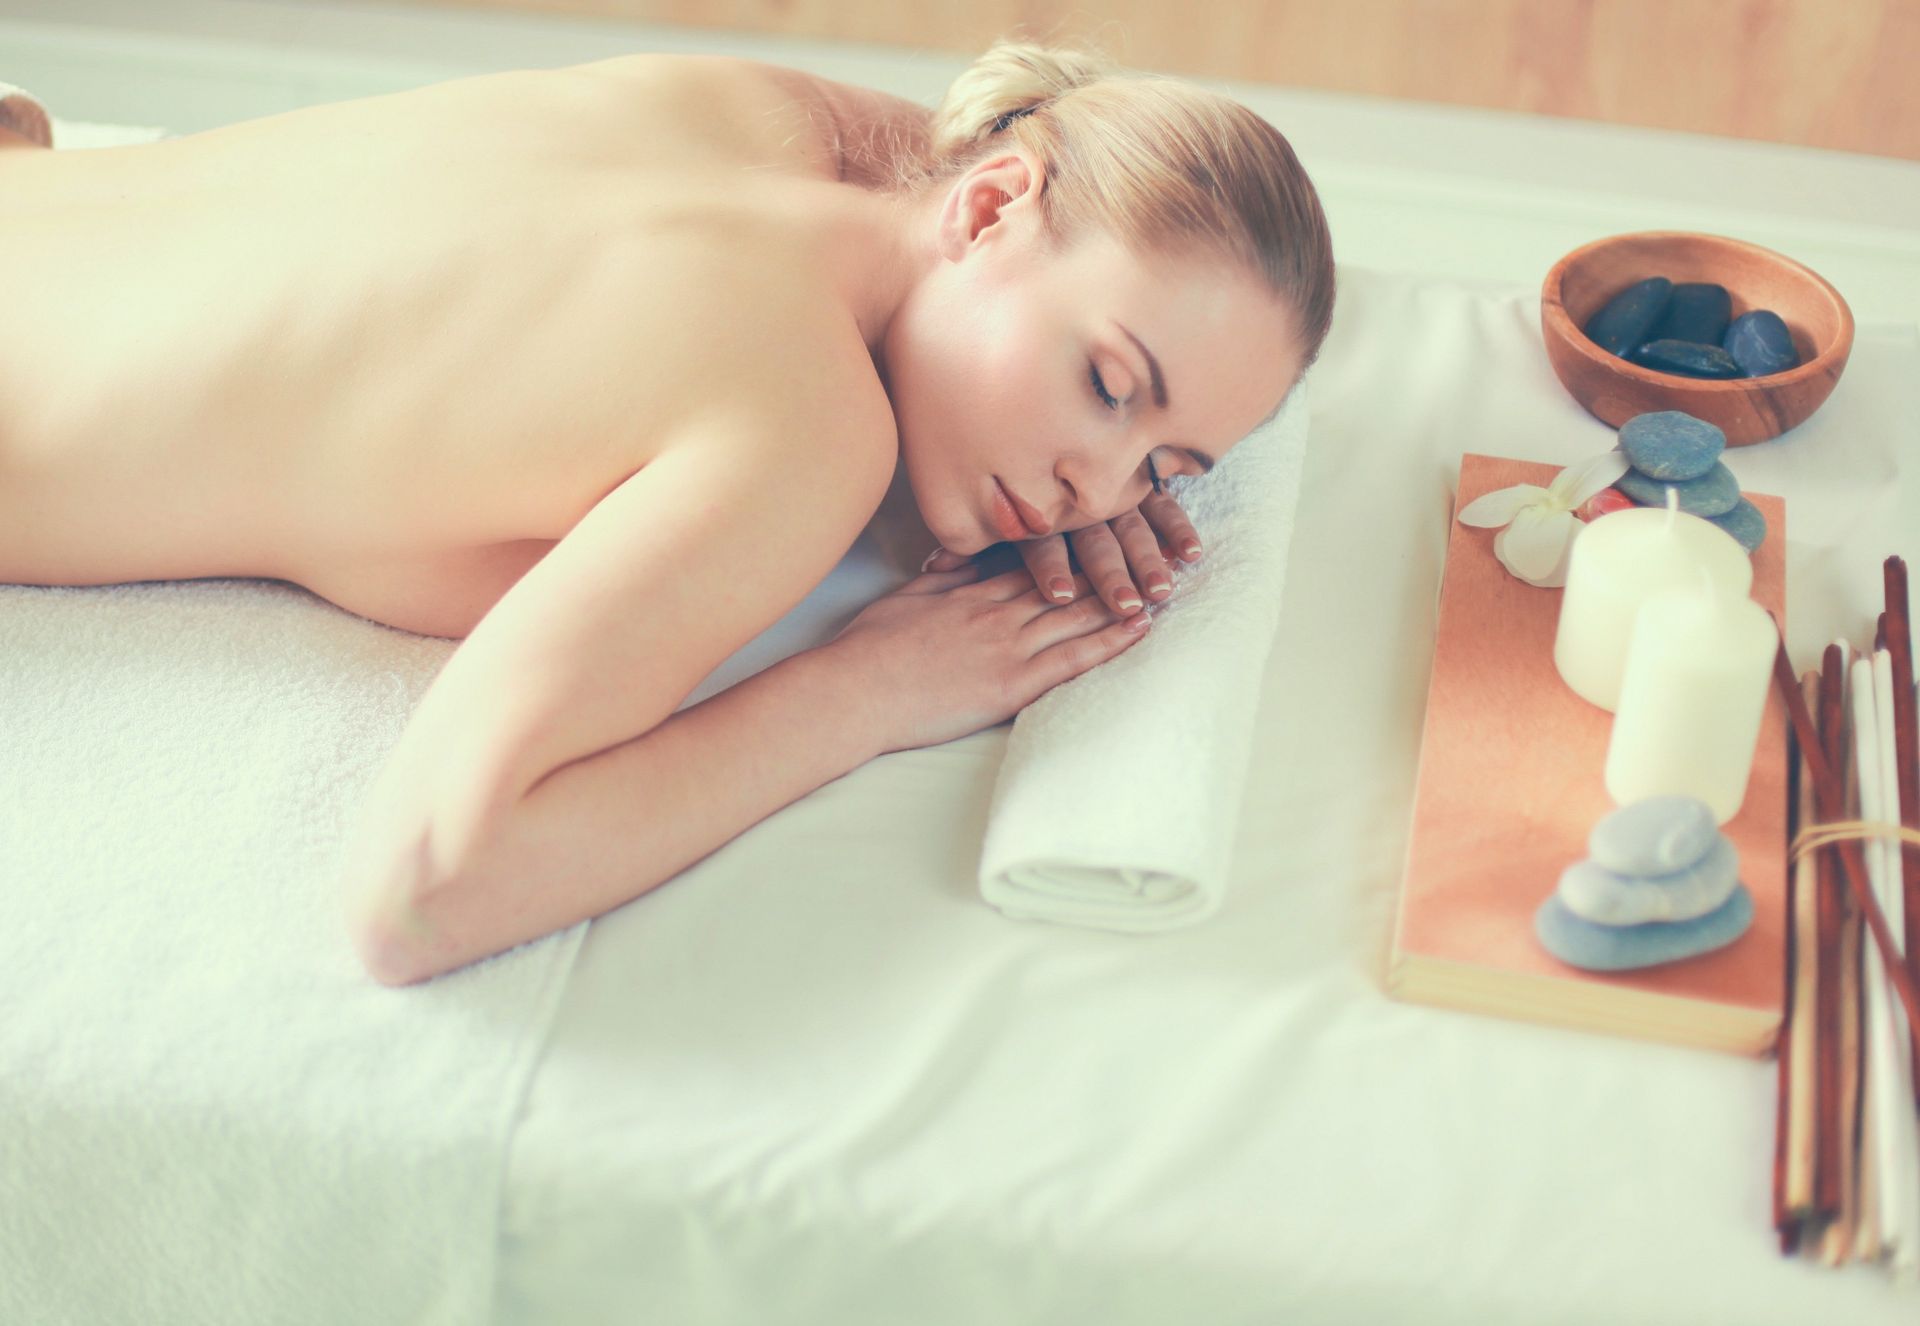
[381,643,885,984]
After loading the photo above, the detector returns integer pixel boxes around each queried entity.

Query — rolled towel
[0,80,53,147]
[977,380,1312,931]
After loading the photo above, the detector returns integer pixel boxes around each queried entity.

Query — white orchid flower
[1456,449,1631,588]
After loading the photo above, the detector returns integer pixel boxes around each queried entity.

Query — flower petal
[1458,483,1549,528]
[1495,505,1577,582]
[1547,450,1632,510]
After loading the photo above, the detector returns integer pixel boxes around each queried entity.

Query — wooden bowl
[1540,231,1853,446]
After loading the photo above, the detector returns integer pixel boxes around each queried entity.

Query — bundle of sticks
[1771,556,1920,1278]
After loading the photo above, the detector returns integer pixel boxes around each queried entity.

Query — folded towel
[977,380,1313,931]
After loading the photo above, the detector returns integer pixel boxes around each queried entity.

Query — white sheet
[0,578,585,1325]
[496,271,1920,1325]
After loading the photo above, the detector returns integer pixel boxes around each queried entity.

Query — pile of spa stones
[1587,410,1767,554]
[1535,796,1754,972]
[1583,277,1800,379]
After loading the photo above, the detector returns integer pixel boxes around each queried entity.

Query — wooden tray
[1388,452,1788,1056]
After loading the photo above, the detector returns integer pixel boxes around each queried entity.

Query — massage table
[3,2,1919,1322]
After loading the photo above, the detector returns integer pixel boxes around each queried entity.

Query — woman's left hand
[920,490,1205,616]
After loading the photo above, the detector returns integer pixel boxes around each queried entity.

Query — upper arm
[365,394,895,896]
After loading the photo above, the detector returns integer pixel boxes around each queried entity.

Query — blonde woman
[0,42,1333,983]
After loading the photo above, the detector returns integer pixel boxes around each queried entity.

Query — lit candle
[1553,491,1752,711]
[1603,573,1779,824]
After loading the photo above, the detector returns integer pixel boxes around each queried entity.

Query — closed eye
[1089,362,1163,494]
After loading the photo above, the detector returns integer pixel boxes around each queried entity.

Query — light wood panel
[387,0,1920,161]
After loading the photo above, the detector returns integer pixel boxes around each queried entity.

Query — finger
[899,561,985,594]
[1140,491,1205,564]
[1027,607,1153,690]
[969,566,1045,602]
[1108,507,1175,605]
[920,545,972,573]
[1018,572,1121,639]
[1069,522,1146,616]
[1016,534,1077,603]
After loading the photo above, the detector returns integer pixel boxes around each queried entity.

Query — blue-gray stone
[1629,339,1744,379]
[1644,282,1732,348]
[1706,497,1768,555]
[1616,460,1741,517]
[1583,277,1673,357]
[1558,836,1739,926]
[1617,411,1726,481]
[1724,310,1800,378]
[1589,794,1720,875]
[1534,885,1755,972]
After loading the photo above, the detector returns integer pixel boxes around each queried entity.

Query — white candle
[1602,575,1778,823]
[1553,492,1752,712]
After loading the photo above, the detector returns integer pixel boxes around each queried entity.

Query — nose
[1058,461,1153,526]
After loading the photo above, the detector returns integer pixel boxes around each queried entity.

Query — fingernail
[1115,591,1142,611]
[1049,578,1074,601]
[1182,543,1202,559]
[1146,575,1171,597]
[921,549,942,572]
[1125,613,1151,631]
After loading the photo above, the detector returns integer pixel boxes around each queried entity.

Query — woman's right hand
[824,562,1153,754]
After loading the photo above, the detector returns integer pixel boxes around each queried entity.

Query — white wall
[2,0,1917,325]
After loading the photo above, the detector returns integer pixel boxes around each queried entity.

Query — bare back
[0,55,919,636]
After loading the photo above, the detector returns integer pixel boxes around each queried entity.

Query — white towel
[977,380,1313,931]
[0,577,587,1326]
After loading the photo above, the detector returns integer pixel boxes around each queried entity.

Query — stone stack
[1534,795,1755,971]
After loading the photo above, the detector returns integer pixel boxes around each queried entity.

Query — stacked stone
[1580,410,1768,555]
[1534,796,1755,971]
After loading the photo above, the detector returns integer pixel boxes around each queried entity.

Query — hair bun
[930,40,1119,160]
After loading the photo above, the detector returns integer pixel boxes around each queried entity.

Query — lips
[994,478,1051,537]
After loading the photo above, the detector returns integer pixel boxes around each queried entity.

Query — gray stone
[1558,836,1740,926]
[1583,277,1673,357]
[1644,282,1732,348]
[1617,411,1726,481]
[1534,885,1755,972]
[1588,795,1720,875]
[1706,497,1768,555]
[1616,461,1742,517]
[1724,310,1800,378]
[1629,339,1744,379]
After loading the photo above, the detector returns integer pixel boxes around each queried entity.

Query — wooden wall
[389,0,1920,162]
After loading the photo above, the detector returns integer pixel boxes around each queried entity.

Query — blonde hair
[885,38,1336,378]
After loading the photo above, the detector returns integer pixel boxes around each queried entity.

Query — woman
[0,41,1333,983]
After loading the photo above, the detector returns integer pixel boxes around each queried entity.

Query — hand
[920,490,1205,617]
[824,561,1153,754]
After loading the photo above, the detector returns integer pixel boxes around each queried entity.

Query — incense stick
[1772,624,1920,1038]
[1883,557,1920,1108]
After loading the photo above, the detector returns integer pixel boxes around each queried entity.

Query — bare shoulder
[566,52,930,185]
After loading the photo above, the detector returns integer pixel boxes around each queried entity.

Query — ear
[935,150,1044,261]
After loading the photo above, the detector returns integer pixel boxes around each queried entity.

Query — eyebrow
[1115,322,1216,475]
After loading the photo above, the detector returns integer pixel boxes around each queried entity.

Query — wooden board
[1389,452,1789,1056]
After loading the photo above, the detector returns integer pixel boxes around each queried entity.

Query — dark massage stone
[1629,339,1743,379]
[1723,310,1801,378]
[1582,277,1673,357]
[1643,282,1732,348]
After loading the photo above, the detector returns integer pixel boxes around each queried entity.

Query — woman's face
[879,151,1305,557]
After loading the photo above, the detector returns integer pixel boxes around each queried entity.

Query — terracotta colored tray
[1388,453,1788,1056]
